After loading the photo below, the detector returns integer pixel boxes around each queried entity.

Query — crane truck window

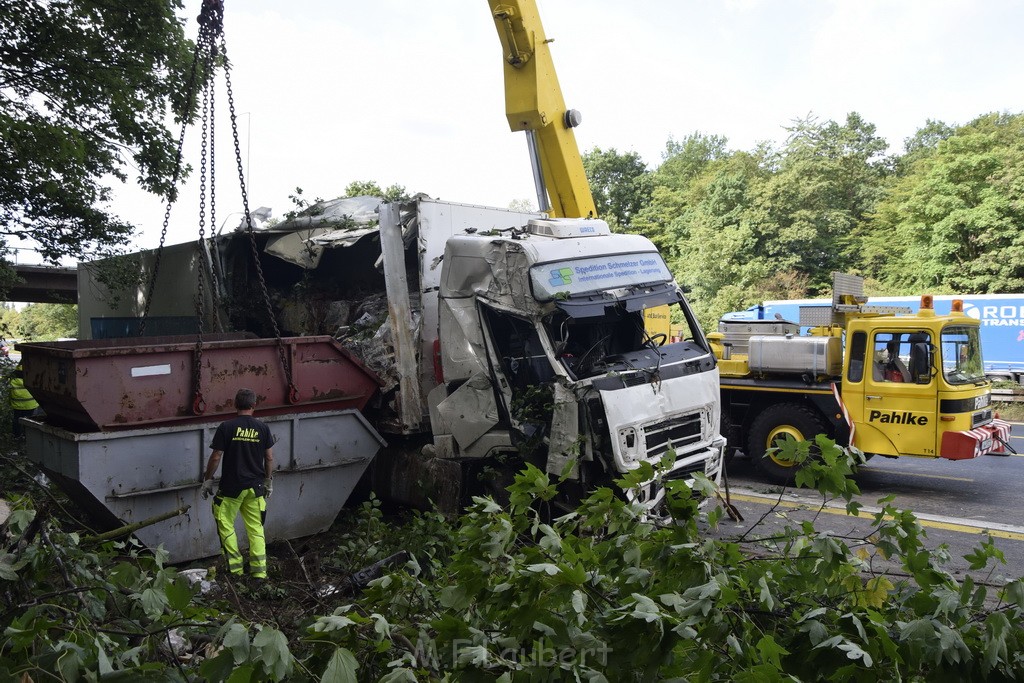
[847,331,867,383]
[940,326,986,385]
[871,332,932,384]
[530,253,673,301]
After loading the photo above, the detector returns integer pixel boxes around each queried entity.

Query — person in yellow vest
[200,388,274,580]
[9,364,40,439]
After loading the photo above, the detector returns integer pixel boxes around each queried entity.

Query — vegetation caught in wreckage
[3,435,1024,680]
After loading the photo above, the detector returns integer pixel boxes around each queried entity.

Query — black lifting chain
[138,2,218,334]
[141,0,299,408]
[218,28,299,404]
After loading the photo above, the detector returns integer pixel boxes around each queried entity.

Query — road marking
[727,489,1024,542]
[858,468,973,482]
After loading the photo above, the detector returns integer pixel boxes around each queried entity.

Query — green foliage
[344,180,410,203]
[0,497,219,681]
[5,442,1024,680]
[0,0,201,271]
[582,147,652,230]
[282,187,326,222]
[631,132,730,255]
[4,303,77,341]
[279,445,1024,680]
[509,383,554,424]
[871,112,1024,293]
[588,111,1024,330]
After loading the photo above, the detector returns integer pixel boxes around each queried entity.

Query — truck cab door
[479,305,557,441]
[850,330,938,457]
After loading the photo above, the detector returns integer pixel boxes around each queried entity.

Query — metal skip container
[18,335,386,563]
[16,333,383,431]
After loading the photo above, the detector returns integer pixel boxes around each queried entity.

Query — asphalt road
[713,420,1024,584]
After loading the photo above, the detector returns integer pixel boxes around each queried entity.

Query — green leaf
[438,585,472,609]
[108,562,142,589]
[138,587,168,620]
[754,634,789,670]
[164,575,193,611]
[537,524,562,553]
[55,643,84,682]
[983,612,1010,670]
[532,620,555,636]
[253,626,292,681]
[320,647,359,683]
[1001,578,1024,607]
[8,509,35,534]
[227,664,255,683]
[0,552,25,581]
[96,637,114,675]
[378,669,417,683]
[313,613,357,633]
[572,590,587,617]
[223,623,251,664]
[630,593,663,623]
[758,576,775,611]
[200,651,246,683]
[837,640,872,667]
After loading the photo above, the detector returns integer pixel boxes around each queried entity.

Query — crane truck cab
[710,273,1011,484]
[429,216,726,505]
[839,297,1008,461]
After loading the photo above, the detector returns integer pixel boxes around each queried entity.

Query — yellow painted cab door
[855,330,939,457]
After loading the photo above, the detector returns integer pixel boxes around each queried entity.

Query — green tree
[897,118,955,174]
[658,132,731,186]
[873,112,1024,293]
[581,147,652,230]
[0,0,200,272]
[14,303,77,341]
[633,132,731,254]
[343,180,409,202]
[668,150,773,327]
[751,113,891,292]
[643,116,891,328]
[0,302,20,341]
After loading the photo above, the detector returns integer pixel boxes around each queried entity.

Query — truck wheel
[747,404,827,485]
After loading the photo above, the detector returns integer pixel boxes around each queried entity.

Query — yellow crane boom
[487,0,597,219]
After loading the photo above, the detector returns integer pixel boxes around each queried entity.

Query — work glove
[200,479,215,500]
[264,478,273,500]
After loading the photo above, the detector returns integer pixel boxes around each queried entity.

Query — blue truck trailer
[723,293,1024,385]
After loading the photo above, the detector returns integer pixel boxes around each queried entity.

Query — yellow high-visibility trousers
[212,488,267,578]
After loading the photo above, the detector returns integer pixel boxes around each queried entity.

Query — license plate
[980,438,993,452]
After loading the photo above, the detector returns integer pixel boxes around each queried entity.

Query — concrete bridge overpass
[5,264,77,304]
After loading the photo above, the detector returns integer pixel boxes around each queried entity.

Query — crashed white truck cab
[417,210,726,504]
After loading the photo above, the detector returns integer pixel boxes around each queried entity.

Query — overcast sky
[110,0,1024,250]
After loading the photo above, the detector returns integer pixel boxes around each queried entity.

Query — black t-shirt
[211,415,273,497]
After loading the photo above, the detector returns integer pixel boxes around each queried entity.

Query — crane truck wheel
[747,404,828,485]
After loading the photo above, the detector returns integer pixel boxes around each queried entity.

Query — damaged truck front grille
[644,414,703,460]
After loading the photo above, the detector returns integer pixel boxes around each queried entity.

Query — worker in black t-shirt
[200,388,275,579]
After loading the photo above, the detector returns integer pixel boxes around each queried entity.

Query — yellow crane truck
[709,273,1012,483]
